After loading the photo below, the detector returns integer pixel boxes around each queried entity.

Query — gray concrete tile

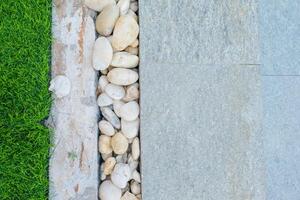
[263,76,300,200]
[139,0,259,65]
[260,1,300,75]
[140,63,265,200]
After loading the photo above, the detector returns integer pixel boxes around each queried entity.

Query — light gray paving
[140,63,265,200]
[139,0,259,65]
[260,0,300,75]
[139,1,265,199]
[263,77,300,200]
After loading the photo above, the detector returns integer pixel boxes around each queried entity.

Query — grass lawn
[0,1,51,199]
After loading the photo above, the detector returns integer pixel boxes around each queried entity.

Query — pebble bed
[85,0,141,199]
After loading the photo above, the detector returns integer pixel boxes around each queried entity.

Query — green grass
[0,1,51,199]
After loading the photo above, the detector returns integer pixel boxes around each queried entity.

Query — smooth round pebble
[99,180,122,200]
[85,0,115,12]
[93,37,113,70]
[131,170,141,183]
[131,137,140,160]
[96,4,119,36]
[49,75,71,98]
[98,75,109,92]
[130,181,141,195]
[108,68,139,86]
[101,152,112,161]
[97,93,113,107]
[101,107,121,129]
[99,120,115,136]
[121,191,138,200]
[111,52,139,68]
[105,83,125,100]
[120,101,139,121]
[112,15,139,51]
[111,163,131,188]
[103,157,116,175]
[111,132,128,154]
[121,118,139,139]
[125,46,138,55]
[99,135,112,154]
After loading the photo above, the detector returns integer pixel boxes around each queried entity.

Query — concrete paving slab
[263,76,300,200]
[139,0,259,65]
[140,63,265,200]
[260,0,300,75]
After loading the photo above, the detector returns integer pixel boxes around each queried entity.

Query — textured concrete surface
[263,77,300,200]
[139,0,265,199]
[260,0,300,75]
[49,1,98,199]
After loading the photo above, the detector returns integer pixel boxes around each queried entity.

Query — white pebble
[96,4,119,36]
[111,163,131,189]
[49,75,71,98]
[97,93,113,107]
[99,135,112,154]
[108,68,139,86]
[130,1,138,12]
[99,180,122,200]
[99,120,115,136]
[130,181,141,195]
[105,83,125,100]
[123,83,139,102]
[117,0,130,15]
[131,170,141,183]
[111,52,139,68]
[120,101,139,121]
[103,157,117,175]
[98,75,109,92]
[112,15,139,51]
[121,191,138,200]
[93,37,113,70]
[101,107,121,129]
[131,137,140,160]
[111,132,129,154]
[121,118,139,139]
[85,0,115,12]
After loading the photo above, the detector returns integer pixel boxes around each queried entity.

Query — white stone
[101,152,112,161]
[107,68,139,86]
[104,83,125,100]
[117,0,130,15]
[97,93,113,107]
[111,163,131,189]
[93,37,113,70]
[116,153,127,163]
[121,118,139,139]
[101,107,121,129]
[131,137,140,160]
[96,4,119,36]
[99,120,115,136]
[103,157,117,175]
[99,135,112,154]
[128,155,138,172]
[98,75,109,92]
[99,180,122,200]
[111,52,139,68]
[123,83,139,102]
[49,75,71,98]
[112,15,139,51]
[131,170,141,183]
[120,101,139,121]
[113,100,125,117]
[85,0,115,12]
[121,191,138,200]
[111,132,129,154]
[130,181,141,195]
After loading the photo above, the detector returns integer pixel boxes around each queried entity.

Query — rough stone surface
[260,0,300,75]
[50,1,98,199]
[139,0,264,199]
[263,77,300,200]
[139,0,259,65]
